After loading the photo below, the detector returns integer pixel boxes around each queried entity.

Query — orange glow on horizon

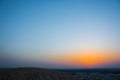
[48,49,119,68]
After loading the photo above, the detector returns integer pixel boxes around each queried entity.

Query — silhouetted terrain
[57,68,120,80]
[0,68,76,80]
[0,68,120,80]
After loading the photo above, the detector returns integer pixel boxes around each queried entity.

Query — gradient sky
[0,0,120,68]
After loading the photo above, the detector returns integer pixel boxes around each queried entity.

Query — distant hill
[0,67,76,80]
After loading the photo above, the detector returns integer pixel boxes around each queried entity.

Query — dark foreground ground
[0,68,120,80]
[0,68,76,80]
[58,68,120,80]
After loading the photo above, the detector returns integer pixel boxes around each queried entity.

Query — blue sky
[0,0,120,68]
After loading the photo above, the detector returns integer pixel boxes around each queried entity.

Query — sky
[0,0,120,69]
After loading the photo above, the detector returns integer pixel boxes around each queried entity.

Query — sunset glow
[47,50,119,68]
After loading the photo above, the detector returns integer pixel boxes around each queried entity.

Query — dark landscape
[58,68,120,80]
[0,68,120,80]
[0,68,76,80]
